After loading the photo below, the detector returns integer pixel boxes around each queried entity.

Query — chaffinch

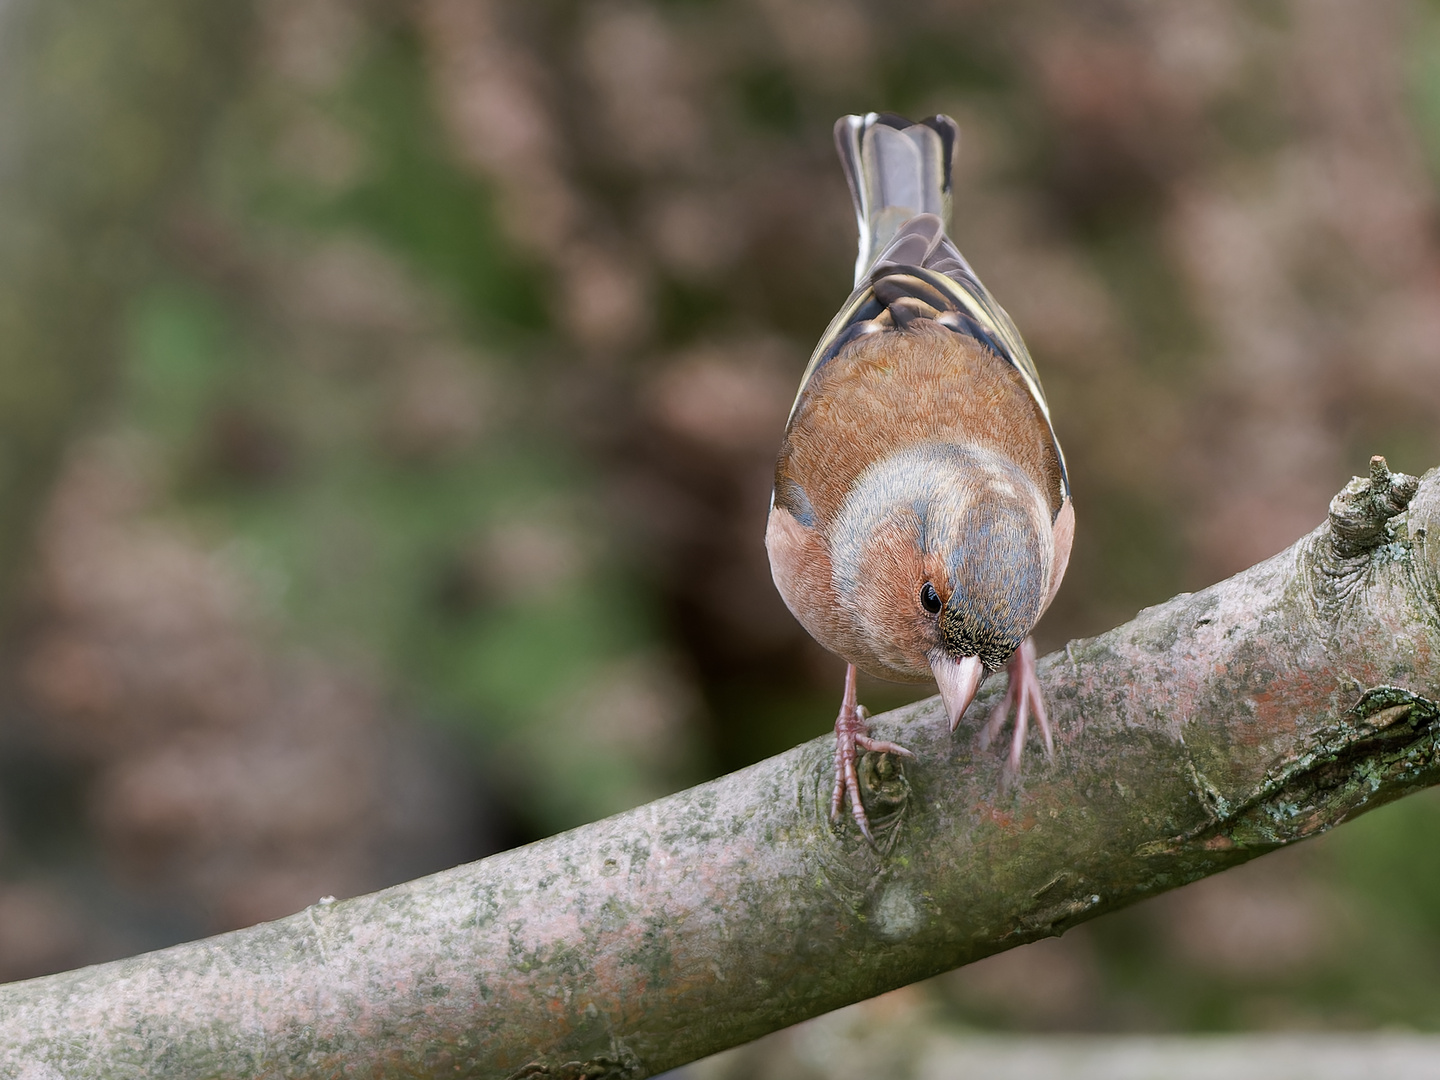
[766,113,1074,839]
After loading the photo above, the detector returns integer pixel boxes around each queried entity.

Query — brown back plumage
[786,113,1069,513]
[775,323,1063,529]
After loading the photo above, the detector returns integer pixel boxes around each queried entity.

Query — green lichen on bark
[0,461,1438,1079]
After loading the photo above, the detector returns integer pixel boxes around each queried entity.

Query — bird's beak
[931,653,985,732]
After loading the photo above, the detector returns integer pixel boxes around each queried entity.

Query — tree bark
[1,457,1438,1079]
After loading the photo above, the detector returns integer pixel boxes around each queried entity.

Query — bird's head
[832,442,1053,729]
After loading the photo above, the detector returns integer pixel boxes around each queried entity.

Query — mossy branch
[2,459,1439,1080]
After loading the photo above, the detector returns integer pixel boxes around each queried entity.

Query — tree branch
[2,458,1438,1079]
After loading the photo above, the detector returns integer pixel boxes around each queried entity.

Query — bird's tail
[834,112,958,288]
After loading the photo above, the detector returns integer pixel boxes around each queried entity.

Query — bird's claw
[830,666,912,842]
[976,637,1052,774]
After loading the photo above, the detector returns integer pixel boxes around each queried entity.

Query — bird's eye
[920,581,942,613]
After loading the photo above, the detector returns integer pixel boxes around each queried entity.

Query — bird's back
[775,323,1061,532]
[780,113,1068,517]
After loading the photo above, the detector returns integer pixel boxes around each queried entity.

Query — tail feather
[834,113,957,286]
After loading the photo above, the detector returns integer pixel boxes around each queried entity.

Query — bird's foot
[976,638,1053,775]
[830,663,913,842]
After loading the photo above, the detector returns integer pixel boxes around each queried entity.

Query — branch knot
[1328,455,1419,559]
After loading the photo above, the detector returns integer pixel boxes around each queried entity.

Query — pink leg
[976,638,1053,773]
[830,663,913,841]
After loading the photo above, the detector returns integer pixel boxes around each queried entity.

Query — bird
[765,112,1074,840]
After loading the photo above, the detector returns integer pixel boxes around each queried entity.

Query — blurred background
[0,0,1439,1062]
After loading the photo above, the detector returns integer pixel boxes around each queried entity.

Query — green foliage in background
[119,34,694,836]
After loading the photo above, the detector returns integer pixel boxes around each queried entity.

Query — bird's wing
[787,213,1070,504]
